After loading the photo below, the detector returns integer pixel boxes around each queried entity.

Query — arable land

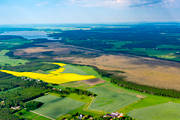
[1,23,180,120]
[56,54,180,91]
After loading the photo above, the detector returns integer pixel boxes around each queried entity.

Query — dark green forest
[49,23,180,61]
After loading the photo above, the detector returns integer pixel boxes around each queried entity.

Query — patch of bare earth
[55,55,180,91]
[82,78,105,85]
[14,42,99,58]
[21,47,69,54]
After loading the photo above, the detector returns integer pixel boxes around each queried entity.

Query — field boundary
[31,111,55,120]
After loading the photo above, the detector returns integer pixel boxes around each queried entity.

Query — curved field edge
[0,63,96,84]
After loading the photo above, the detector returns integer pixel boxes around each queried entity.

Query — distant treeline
[0,27,35,32]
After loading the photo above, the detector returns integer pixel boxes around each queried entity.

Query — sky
[0,0,180,24]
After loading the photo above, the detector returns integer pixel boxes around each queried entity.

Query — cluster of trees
[24,101,43,111]
[0,108,20,120]
[51,87,97,97]
[19,77,97,97]
[0,87,47,108]
[111,75,180,98]
[0,85,47,120]
[0,72,28,91]
[0,76,56,120]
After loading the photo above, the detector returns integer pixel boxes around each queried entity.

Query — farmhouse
[104,112,124,118]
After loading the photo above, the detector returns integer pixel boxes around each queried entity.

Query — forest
[49,23,180,61]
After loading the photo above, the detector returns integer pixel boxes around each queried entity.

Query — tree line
[110,75,180,98]
[92,66,180,98]
[51,87,97,97]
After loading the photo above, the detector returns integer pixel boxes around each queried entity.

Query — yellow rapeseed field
[0,63,96,84]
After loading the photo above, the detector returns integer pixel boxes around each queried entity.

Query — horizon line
[0,21,180,26]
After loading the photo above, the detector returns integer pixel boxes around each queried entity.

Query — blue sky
[0,0,180,24]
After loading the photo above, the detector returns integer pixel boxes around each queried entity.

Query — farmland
[88,83,139,112]
[1,24,180,120]
[0,63,96,84]
[1,59,180,120]
[129,103,180,120]
[57,54,180,91]
[62,64,101,77]
[33,94,85,119]
[1,61,180,120]
[16,110,50,120]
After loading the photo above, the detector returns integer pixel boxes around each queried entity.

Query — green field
[62,64,101,77]
[129,103,180,120]
[0,50,27,66]
[33,94,85,119]
[88,83,139,112]
[16,110,50,120]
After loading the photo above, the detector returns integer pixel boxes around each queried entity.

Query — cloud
[130,0,163,7]
[70,0,176,8]
[130,0,176,7]
[70,0,131,7]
